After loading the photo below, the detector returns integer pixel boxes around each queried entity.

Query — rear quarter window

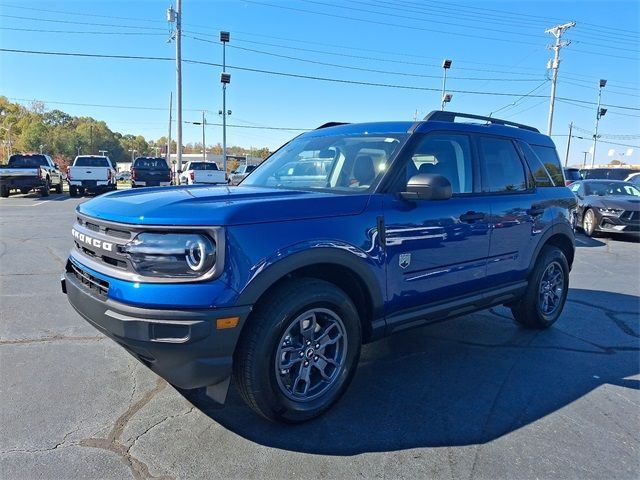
[530,145,564,186]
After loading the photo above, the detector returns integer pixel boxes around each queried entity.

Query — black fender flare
[235,246,385,322]
[527,221,575,274]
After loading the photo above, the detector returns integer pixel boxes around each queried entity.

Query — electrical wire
[2,47,639,113]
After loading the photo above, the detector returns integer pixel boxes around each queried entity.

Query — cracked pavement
[1,193,639,479]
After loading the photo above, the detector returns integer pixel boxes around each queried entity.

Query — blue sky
[1,0,638,166]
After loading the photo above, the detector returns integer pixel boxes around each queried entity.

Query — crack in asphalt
[0,334,104,345]
[79,378,173,480]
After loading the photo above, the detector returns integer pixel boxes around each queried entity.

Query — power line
[0,26,166,36]
[187,35,545,82]
[488,80,550,117]
[2,47,639,112]
[0,13,167,32]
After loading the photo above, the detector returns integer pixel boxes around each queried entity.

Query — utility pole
[201,111,206,162]
[592,79,607,168]
[167,91,172,166]
[564,122,573,167]
[545,21,575,136]
[168,2,182,171]
[89,125,94,154]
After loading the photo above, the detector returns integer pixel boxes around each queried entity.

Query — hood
[590,195,640,211]
[77,185,370,226]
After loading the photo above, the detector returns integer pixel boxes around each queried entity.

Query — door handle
[460,211,485,222]
[526,206,545,216]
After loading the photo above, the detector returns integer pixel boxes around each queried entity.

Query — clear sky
[1,0,638,166]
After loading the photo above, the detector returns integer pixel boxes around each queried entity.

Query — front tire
[55,180,63,194]
[0,185,9,198]
[511,246,569,329]
[69,185,78,197]
[234,278,361,423]
[582,208,596,237]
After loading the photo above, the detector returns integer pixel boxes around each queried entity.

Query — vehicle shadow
[181,288,639,455]
[574,233,607,248]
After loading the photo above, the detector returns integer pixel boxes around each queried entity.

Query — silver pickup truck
[0,153,64,198]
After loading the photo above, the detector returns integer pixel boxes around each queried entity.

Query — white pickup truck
[68,155,117,197]
[0,153,64,197]
[178,161,227,185]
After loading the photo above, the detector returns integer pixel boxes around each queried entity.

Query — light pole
[76,146,81,156]
[154,146,160,157]
[591,79,607,168]
[441,59,452,111]
[39,144,44,154]
[221,31,230,173]
[99,149,108,157]
[581,151,589,169]
[128,149,137,162]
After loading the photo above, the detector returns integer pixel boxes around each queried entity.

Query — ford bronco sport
[62,111,576,423]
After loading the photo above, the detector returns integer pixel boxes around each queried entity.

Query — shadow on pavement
[182,288,639,455]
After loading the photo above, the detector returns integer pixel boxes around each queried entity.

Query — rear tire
[234,278,361,423]
[511,246,569,329]
[0,185,9,198]
[69,185,78,197]
[55,180,63,194]
[40,179,50,197]
[20,188,30,195]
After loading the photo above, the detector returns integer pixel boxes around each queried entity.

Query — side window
[478,137,528,193]
[569,183,580,193]
[531,145,564,186]
[402,134,474,194]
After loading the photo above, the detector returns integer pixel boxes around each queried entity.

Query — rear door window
[8,155,48,167]
[530,145,564,186]
[478,137,528,193]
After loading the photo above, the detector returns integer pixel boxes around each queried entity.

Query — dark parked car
[563,167,582,185]
[569,180,640,236]
[581,168,639,181]
[63,111,576,423]
[131,157,172,188]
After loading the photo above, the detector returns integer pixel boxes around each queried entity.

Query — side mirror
[400,174,452,201]
[177,169,183,174]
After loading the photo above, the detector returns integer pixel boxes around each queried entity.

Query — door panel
[384,195,491,315]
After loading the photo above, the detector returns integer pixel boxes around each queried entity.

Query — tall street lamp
[441,59,452,111]
[221,31,230,174]
[591,79,607,168]
[128,149,137,162]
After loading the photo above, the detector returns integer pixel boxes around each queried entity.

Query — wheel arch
[529,223,575,274]
[236,248,385,343]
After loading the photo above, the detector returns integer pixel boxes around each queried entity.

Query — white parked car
[229,164,257,185]
[178,161,227,185]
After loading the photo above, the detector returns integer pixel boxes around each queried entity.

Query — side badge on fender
[399,253,411,269]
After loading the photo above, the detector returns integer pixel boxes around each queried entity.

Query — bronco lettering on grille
[72,228,113,252]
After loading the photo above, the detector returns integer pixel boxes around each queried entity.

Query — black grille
[74,215,134,272]
[620,211,639,223]
[69,262,109,298]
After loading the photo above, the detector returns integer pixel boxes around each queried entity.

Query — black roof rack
[423,111,540,133]
[316,122,350,130]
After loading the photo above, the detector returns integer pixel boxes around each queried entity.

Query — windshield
[584,181,640,197]
[8,155,48,167]
[134,158,169,169]
[190,163,218,171]
[75,157,110,167]
[242,133,408,192]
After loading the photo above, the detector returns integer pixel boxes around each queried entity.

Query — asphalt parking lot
[1,191,638,480]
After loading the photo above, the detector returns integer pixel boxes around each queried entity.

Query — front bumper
[595,213,640,234]
[62,267,251,396]
[0,177,45,189]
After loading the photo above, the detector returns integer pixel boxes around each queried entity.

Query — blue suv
[62,111,576,423]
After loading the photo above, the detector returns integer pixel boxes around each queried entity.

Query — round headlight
[186,238,207,271]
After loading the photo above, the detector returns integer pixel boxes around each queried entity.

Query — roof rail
[316,122,350,130]
[423,111,540,133]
